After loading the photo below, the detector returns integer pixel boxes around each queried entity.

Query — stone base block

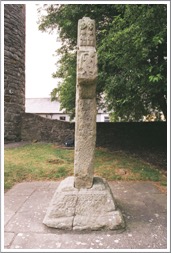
[43,176,125,231]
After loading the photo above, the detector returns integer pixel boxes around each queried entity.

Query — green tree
[51,51,76,119]
[38,4,167,121]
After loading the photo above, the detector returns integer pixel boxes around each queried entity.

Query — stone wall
[21,113,74,144]
[4,4,25,143]
[21,113,167,151]
[96,122,167,151]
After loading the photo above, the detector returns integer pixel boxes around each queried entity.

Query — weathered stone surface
[43,176,125,230]
[4,4,25,143]
[43,177,78,230]
[78,17,96,47]
[77,50,97,86]
[21,113,74,144]
[74,99,96,189]
[74,17,98,189]
[73,210,124,231]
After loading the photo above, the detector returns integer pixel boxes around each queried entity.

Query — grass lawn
[4,143,167,191]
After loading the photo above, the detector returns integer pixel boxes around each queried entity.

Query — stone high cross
[74,17,98,189]
[43,18,125,230]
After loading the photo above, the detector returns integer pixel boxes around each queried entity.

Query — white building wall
[26,98,110,122]
[51,114,70,121]
[96,113,110,122]
[38,114,70,121]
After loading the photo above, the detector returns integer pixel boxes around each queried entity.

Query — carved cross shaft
[74,17,98,189]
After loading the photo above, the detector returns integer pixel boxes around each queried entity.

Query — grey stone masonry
[43,177,125,230]
[74,17,98,189]
[4,4,25,142]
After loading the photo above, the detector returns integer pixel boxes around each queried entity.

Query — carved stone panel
[78,17,96,47]
[77,50,97,81]
[43,176,125,230]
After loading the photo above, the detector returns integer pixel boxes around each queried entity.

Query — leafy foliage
[51,51,76,119]
[38,4,167,121]
[98,4,167,121]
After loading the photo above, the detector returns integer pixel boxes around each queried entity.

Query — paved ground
[3,180,167,251]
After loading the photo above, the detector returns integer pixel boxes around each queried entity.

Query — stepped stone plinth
[43,176,125,230]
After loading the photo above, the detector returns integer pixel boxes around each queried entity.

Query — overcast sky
[26,3,61,98]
